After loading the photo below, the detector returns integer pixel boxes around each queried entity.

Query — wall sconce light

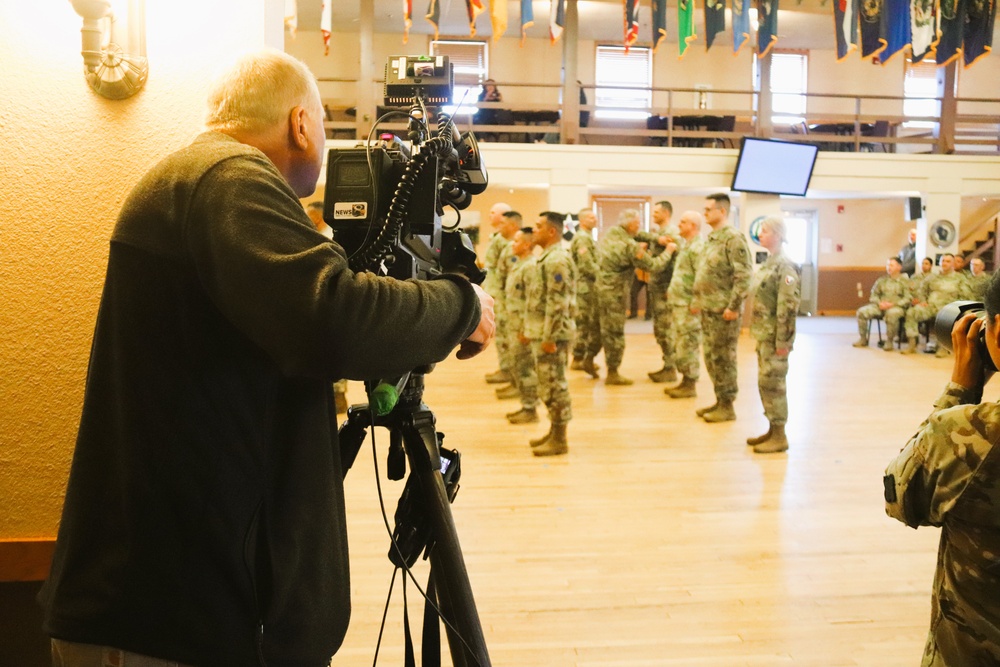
[69,0,148,100]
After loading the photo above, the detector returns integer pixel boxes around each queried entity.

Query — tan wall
[0,1,273,540]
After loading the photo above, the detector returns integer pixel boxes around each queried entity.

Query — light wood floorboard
[331,317,977,666]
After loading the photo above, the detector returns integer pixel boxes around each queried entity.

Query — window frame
[594,45,653,120]
[430,39,489,116]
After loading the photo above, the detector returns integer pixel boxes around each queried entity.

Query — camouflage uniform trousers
[649,286,674,367]
[668,305,701,380]
[531,340,572,424]
[509,334,539,410]
[597,283,628,370]
[755,341,789,425]
[857,304,906,344]
[701,311,740,403]
[572,285,602,360]
[904,303,940,341]
[495,315,513,373]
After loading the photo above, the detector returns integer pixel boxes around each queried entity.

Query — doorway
[781,210,819,315]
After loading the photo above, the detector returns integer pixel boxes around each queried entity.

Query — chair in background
[863,120,893,153]
[646,115,669,146]
[713,115,736,148]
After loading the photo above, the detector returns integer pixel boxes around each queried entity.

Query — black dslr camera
[935,301,998,372]
[322,55,488,282]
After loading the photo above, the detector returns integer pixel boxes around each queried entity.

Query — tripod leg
[402,409,491,667]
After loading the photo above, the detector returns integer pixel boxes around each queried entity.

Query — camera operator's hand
[456,284,495,360]
[951,312,990,390]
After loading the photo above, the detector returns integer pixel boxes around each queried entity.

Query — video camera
[322,55,488,282]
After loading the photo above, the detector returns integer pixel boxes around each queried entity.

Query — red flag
[624,0,640,51]
[321,1,331,56]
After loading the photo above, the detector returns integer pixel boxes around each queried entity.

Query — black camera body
[935,300,998,372]
[322,55,487,282]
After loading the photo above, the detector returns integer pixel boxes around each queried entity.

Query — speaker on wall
[906,197,923,221]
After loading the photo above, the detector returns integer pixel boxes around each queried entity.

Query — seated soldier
[902,253,973,357]
[853,257,910,351]
[968,257,992,300]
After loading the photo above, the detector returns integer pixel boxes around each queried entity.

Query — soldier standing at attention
[746,217,801,453]
[647,201,682,383]
[525,212,576,456]
[665,211,706,399]
[852,257,912,351]
[902,253,972,357]
[691,193,752,423]
[570,208,601,378]
[504,228,541,424]
[884,275,1000,665]
[487,211,524,397]
[482,202,514,384]
[595,209,672,385]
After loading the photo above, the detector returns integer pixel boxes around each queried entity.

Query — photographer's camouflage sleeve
[885,382,1000,666]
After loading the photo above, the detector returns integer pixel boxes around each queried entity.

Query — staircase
[959,202,1000,272]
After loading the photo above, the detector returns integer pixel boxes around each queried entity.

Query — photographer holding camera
[884,275,1000,665]
[41,50,494,667]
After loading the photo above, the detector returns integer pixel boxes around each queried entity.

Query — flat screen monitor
[730,137,818,197]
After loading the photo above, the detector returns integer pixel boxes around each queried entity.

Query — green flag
[679,0,697,56]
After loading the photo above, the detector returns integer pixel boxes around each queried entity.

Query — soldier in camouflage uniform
[504,228,540,424]
[967,257,991,300]
[909,257,935,306]
[665,211,706,399]
[902,253,973,356]
[691,194,752,423]
[481,203,514,384]
[746,218,801,453]
[647,201,682,383]
[570,208,601,378]
[486,211,523,397]
[595,209,672,385]
[884,280,1000,666]
[853,257,912,351]
[525,212,576,456]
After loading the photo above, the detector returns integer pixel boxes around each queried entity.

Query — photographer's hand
[951,312,987,389]
[456,284,495,360]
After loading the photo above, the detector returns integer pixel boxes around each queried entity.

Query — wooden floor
[331,316,979,666]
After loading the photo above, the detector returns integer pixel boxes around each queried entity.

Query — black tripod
[339,365,491,667]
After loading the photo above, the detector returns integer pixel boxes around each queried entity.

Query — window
[594,46,652,120]
[904,60,942,128]
[768,52,808,124]
[430,40,488,116]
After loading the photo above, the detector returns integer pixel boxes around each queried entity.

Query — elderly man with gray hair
[41,49,494,667]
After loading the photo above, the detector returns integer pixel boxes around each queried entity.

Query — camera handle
[339,370,492,667]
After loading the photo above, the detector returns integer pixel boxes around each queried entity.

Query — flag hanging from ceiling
[551,0,566,43]
[878,0,911,62]
[705,0,726,49]
[860,0,884,57]
[625,0,640,51]
[521,0,535,45]
[492,0,509,41]
[652,0,668,51]
[678,0,697,57]
[756,0,778,57]
[909,0,937,60]
[403,0,413,43]
[321,1,332,55]
[963,0,997,65]
[426,0,441,40]
[834,0,859,60]
[466,0,486,36]
[732,0,751,53]
[284,0,297,37]
[935,0,964,63]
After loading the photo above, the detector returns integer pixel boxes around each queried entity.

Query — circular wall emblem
[930,219,956,248]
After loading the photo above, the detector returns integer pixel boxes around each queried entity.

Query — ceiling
[295,0,838,51]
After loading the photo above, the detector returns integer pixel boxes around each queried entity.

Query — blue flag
[733,0,751,53]
[520,0,534,45]
[935,0,965,64]
[964,0,997,66]
[878,0,911,62]
[756,0,778,57]
[705,0,726,49]
[652,0,668,52]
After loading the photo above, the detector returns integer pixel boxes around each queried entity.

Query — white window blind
[595,46,652,120]
[430,40,488,114]
[904,60,942,126]
[770,52,808,123]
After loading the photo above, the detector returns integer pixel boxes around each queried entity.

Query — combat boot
[746,423,772,446]
[648,366,678,383]
[529,426,553,448]
[485,369,511,384]
[900,338,918,355]
[570,357,585,371]
[605,368,634,385]
[702,400,736,423]
[753,424,788,453]
[507,407,539,424]
[533,423,568,456]
[581,357,600,379]
[495,384,520,399]
[851,337,868,348]
[935,347,951,358]
[666,376,697,398]
[695,402,718,417]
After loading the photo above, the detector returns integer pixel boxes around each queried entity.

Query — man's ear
[288,105,309,150]
[991,314,1000,346]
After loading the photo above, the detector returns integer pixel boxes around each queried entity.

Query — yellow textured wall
[0,1,273,538]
